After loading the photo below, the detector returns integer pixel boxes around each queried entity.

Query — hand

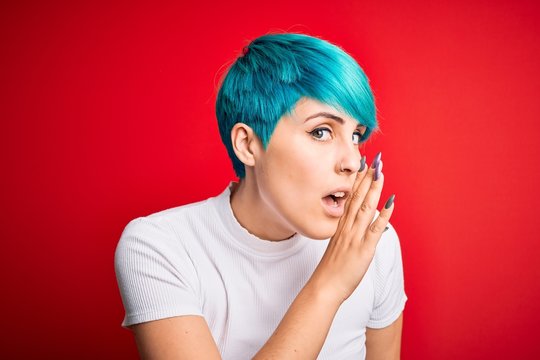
[309,153,395,304]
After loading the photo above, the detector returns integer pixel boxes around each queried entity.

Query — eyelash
[309,127,365,145]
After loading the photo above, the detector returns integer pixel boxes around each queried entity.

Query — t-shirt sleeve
[114,216,203,327]
[367,221,407,329]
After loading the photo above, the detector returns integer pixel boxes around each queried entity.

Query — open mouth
[321,191,348,217]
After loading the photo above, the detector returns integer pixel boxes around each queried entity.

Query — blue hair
[216,33,377,178]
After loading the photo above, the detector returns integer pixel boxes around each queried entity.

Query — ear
[231,123,263,168]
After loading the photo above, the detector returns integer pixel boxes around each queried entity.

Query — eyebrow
[304,111,366,129]
[304,112,344,124]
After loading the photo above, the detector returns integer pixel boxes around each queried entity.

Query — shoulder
[144,196,215,227]
[120,196,216,241]
[367,211,407,328]
[370,210,403,278]
[114,199,219,328]
[374,211,401,260]
[115,196,219,265]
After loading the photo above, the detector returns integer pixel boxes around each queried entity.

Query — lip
[321,187,351,218]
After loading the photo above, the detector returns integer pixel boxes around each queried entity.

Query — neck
[230,178,296,241]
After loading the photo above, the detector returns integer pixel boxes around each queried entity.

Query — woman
[115,32,406,359]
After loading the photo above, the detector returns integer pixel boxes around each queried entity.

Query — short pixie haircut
[216,33,378,178]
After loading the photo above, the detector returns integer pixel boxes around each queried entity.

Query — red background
[2,0,539,358]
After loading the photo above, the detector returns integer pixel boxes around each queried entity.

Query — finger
[339,166,376,236]
[343,153,383,230]
[352,167,384,234]
[362,194,395,250]
[356,158,383,219]
[340,155,368,221]
[334,158,369,238]
[342,155,381,230]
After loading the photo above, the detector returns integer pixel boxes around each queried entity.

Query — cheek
[268,142,327,186]
[266,148,330,218]
[261,142,340,238]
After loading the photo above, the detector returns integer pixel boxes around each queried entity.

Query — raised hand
[309,152,395,304]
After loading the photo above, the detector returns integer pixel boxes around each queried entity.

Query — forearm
[253,280,341,359]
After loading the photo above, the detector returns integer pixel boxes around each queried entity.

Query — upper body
[115,183,406,359]
[115,32,406,359]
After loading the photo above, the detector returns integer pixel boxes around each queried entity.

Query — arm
[115,218,219,360]
[130,254,403,360]
[127,160,393,359]
[365,313,403,360]
[131,316,222,360]
[253,159,394,359]
[129,269,384,360]
[129,287,340,360]
[252,280,342,359]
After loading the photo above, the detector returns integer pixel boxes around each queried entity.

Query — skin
[230,97,366,241]
[131,98,403,359]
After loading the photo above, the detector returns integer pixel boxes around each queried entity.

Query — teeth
[333,192,345,198]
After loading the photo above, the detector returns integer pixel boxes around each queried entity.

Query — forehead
[288,98,364,127]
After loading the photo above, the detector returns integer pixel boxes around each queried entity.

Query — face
[252,97,366,240]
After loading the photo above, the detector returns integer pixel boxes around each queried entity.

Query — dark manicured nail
[374,161,382,181]
[383,226,389,232]
[371,152,382,169]
[359,156,366,172]
[384,194,395,209]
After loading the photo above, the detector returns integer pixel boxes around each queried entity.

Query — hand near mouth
[253,153,395,359]
[308,152,395,304]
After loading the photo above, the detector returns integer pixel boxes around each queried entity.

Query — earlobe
[231,123,261,168]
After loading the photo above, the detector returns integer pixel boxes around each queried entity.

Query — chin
[298,220,338,240]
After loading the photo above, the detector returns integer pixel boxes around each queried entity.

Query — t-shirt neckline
[213,182,309,257]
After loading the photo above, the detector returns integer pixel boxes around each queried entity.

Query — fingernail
[359,156,366,172]
[371,152,382,169]
[384,194,395,209]
[374,161,382,181]
[383,226,389,232]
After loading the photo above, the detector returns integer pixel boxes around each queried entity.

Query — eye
[310,128,332,141]
[352,130,364,145]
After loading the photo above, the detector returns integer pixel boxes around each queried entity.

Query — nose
[337,143,361,174]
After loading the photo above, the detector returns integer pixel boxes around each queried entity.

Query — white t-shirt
[115,183,407,359]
